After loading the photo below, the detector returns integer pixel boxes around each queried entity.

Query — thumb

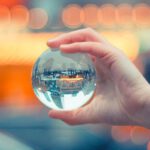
[48,106,95,125]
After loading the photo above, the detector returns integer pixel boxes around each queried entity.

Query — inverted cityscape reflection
[32,49,96,110]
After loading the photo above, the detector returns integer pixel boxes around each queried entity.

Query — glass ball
[32,49,96,110]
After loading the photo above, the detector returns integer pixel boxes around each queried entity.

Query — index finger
[47,28,105,48]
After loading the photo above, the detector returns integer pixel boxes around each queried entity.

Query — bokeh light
[111,126,132,143]
[133,3,150,27]
[130,127,150,145]
[116,4,133,26]
[0,5,11,28]
[101,4,116,27]
[62,4,83,28]
[29,8,48,29]
[98,8,102,24]
[0,0,24,7]
[11,5,29,29]
[83,4,99,27]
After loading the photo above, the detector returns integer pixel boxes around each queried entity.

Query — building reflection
[32,66,96,108]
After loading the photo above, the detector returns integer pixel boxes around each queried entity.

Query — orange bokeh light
[0,0,24,7]
[11,5,29,29]
[62,4,83,28]
[131,126,150,145]
[111,126,132,142]
[98,8,102,24]
[83,4,99,27]
[133,3,150,27]
[29,8,48,29]
[0,5,11,26]
[101,4,116,27]
[0,65,43,109]
[116,4,133,26]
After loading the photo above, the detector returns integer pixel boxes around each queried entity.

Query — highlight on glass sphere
[32,49,96,110]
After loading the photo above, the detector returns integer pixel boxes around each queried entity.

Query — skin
[47,28,150,128]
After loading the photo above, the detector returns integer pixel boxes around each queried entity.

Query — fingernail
[47,39,57,47]
[47,39,55,43]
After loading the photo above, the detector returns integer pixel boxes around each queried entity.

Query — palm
[84,58,133,125]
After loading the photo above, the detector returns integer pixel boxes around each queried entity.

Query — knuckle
[85,42,99,53]
[74,43,82,51]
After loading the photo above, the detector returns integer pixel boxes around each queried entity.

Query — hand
[47,28,150,127]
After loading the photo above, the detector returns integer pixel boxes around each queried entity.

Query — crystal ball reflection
[32,49,96,110]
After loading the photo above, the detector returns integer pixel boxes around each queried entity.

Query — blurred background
[0,0,150,150]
